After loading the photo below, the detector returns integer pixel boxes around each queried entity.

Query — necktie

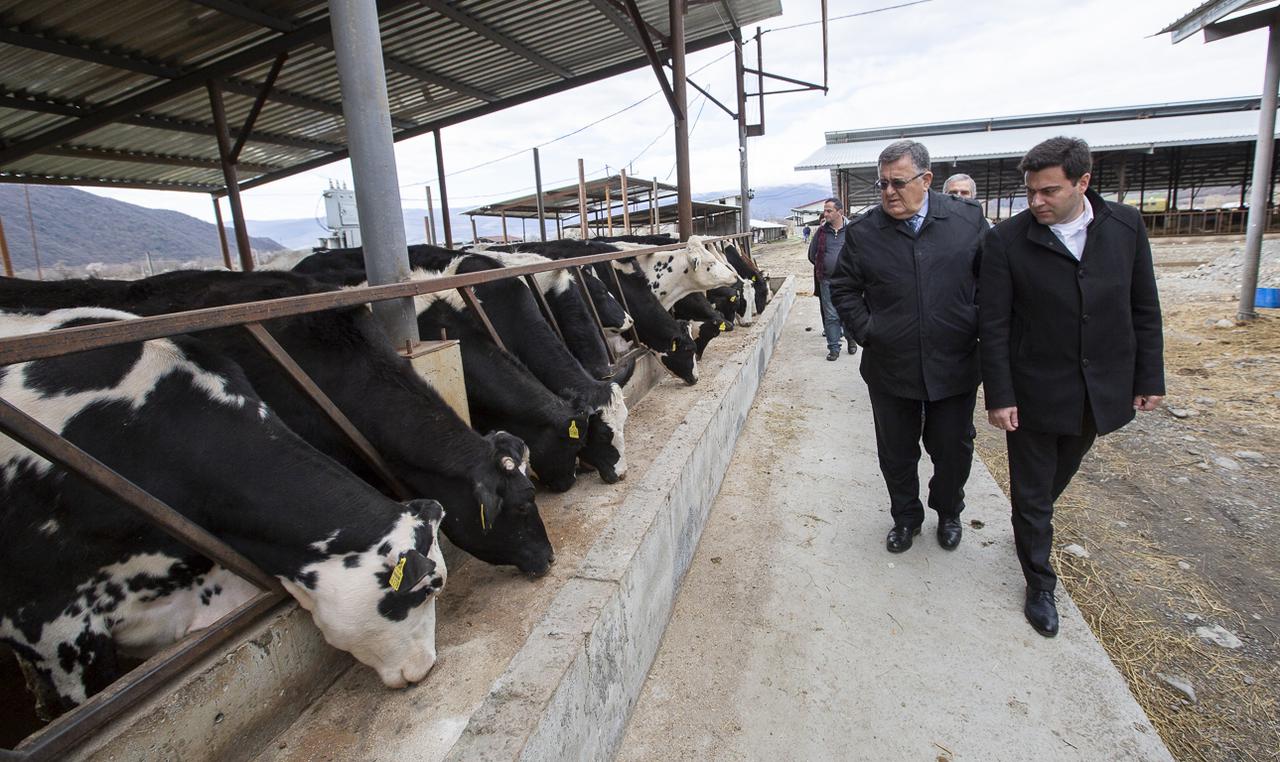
[909,213,923,232]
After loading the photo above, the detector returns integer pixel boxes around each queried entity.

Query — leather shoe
[1024,588,1059,637]
[847,342,857,355]
[937,517,962,550]
[826,349,840,361]
[885,524,921,553]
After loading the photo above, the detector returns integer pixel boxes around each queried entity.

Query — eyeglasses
[873,171,927,192]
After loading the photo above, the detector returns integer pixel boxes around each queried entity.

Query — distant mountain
[696,182,832,221]
[0,185,282,277]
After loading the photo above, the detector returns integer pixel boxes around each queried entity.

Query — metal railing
[1142,208,1280,237]
[0,232,753,760]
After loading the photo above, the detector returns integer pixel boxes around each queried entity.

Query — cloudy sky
[84,0,1270,224]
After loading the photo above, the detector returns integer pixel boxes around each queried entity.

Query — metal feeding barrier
[0,232,753,760]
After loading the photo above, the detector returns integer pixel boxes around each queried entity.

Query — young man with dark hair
[980,136,1165,637]
[829,140,988,554]
[808,197,855,360]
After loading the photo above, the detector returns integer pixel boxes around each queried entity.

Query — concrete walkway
[616,292,1171,761]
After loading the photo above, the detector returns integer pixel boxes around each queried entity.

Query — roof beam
[1162,0,1257,42]
[0,2,362,167]
[624,0,681,119]
[43,145,283,174]
[584,0,649,51]
[0,172,220,192]
[416,0,574,79]
[1204,5,1280,41]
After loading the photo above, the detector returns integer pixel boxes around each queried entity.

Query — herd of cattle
[0,234,771,722]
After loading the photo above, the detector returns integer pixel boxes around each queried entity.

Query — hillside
[0,185,282,276]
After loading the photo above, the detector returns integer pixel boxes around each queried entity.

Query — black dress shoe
[1024,588,1059,637]
[826,349,840,361]
[847,343,857,355]
[936,517,962,550]
[885,524,921,553]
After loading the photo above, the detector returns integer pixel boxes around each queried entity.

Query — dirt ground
[758,231,1280,762]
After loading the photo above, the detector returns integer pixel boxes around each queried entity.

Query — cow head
[657,322,699,385]
[448,431,554,576]
[518,404,591,493]
[693,319,725,359]
[280,500,447,689]
[577,384,628,483]
[584,272,633,333]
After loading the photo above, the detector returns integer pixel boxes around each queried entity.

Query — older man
[829,140,988,553]
[943,173,978,199]
[980,136,1164,637]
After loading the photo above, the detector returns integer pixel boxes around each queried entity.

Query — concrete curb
[445,276,797,762]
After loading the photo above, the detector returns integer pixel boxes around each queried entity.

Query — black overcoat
[979,189,1165,436]
[828,191,987,400]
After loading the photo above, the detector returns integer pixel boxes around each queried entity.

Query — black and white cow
[722,242,772,316]
[0,308,447,718]
[708,282,748,326]
[0,273,553,575]
[295,248,627,487]
[604,235,740,310]
[478,241,633,335]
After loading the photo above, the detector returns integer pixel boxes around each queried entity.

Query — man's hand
[988,406,1018,431]
[1134,394,1164,412]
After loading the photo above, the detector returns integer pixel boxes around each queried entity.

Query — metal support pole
[533,147,548,241]
[425,186,437,246]
[1243,19,1280,319]
[22,184,43,279]
[652,176,659,234]
[501,212,508,243]
[620,169,632,234]
[605,181,613,236]
[211,195,233,270]
[471,216,479,244]
[734,40,750,234]
[434,128,453,249]
[671,0,692,240]
[578,159,589,239]
[995,159,1004,221]
[1140,153,1148,211]
[328,0,419,347]
[206,83,254,273]
[0,216,11,277]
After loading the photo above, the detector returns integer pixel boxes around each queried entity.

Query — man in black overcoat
[829,140,988,554]
[980,136,1165,637]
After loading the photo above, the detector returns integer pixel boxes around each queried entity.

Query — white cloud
[81,0,1269,223]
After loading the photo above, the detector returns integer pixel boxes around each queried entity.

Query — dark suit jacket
[979,189,1165,436]
[828,191,987,400]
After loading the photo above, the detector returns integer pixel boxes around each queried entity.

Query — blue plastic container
[1258,287,1280,309]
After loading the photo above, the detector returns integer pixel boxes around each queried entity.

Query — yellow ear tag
[719,322,727,331]
[671,339,678,352]
[568,420,580,439]
[389,555,407,592]
[729,295,737,302]
[752,275,758,281]
[479,502,487,531]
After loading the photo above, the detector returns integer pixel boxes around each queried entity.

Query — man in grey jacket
[807,198,856,360]
[829,140,988,554]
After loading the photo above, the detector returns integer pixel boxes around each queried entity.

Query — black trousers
[1006,408,1098,592]
[867,385,978,529]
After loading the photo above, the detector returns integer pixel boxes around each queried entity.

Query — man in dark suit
[980,136,1165,637]
[829,140,988,554]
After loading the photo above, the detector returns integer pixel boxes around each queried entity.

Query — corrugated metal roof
[794,109,1275,171]
[0,0,781,193]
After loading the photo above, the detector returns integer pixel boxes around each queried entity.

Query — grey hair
[943,173,976,193]
[878,140,931,173]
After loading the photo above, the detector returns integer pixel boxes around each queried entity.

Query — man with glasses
[829,140,987,554]
[807,197,856,360]
[980,136,1164,637]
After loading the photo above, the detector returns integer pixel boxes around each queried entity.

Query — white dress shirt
[1048,198,1094,260]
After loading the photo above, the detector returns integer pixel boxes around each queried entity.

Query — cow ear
[388,549,438,595]
[406,498,445,526]
[688,252,701,267]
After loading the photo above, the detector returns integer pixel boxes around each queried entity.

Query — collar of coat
[1025,187,1115,261]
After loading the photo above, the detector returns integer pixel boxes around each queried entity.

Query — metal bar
[605,259,643,347]
[425,185,437,246]
[821,0,828,90]
[620,169,631,233]
[0,23,180,78]
[458,286,507,352]
[742,67,825,91]
[534,147,548,241]
[1241,15,1280,320]
[524,275,565,342]
[0,216,10,277]
[0,174,220,193]
[578,159,590,239]
[21,185,42,280]
[500,211,508,243]
[686,77,735,118]
[231,52,289,163]
[571,265,616,363]
[0,398,278,590]
[416,0,574,78]
[212,195,233,270]
[37,145,281,174]
[735,41,749,235]
[330,0,419,348]
[651,177,658,233]
[0,240,727,366]
[242,323,412,500]
[605,181,613,236]
[671,0,692,240]
[435,129,453,248]
[471,216,479,244]
[206,81,255,272]
[624,0,682,119]
[586,0,648,50]
[754,28,764,135]
[758,87,822,96]
[14,590,284,761]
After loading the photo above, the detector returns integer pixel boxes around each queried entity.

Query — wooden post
[501,211,508,243]
[206,82,254,272]
[620,169,631,234]
[651,177,659,234]
[434,129,453,249]
[556,215,563,239]
[0,217,12,277]
[577,159,589,240]
[211,195,233,270]
[605,181,613,236]
[425,185,437,246]
[470,216,479,245]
